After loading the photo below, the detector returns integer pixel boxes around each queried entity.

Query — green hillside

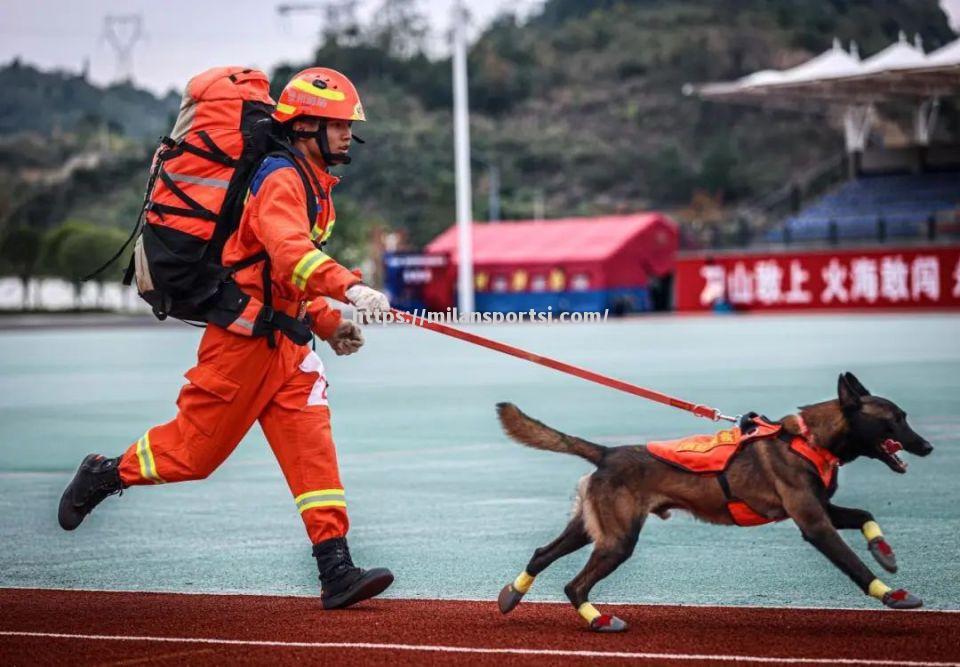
[0,59,180,139]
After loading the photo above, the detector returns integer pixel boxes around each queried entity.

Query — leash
[390,309,737,423]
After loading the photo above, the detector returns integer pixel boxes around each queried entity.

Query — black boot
[58,454,123,531]
[312,537,394,609]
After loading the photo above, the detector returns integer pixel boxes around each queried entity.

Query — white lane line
[0,631,958,666]
[2,586,959,614]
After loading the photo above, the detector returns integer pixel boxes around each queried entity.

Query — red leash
[390,309,736,423]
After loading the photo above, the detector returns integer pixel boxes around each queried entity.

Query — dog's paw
[498,583,524,614]
[589,614,628,633]
[868,537,898,573]
[882,589,922,610]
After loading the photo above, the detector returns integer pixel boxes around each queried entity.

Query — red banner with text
[675,246,960,311]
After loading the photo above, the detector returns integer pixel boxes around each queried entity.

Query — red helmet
[273,67,366,123]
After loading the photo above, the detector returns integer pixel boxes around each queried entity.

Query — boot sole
[58,456,96,531]
[322,569,394,610]
[58,491,82,531]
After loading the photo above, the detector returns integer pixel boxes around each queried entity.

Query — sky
[0,0,541,95]
[0,0,958,96]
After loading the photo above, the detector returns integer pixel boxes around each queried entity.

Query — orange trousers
[118,325,348,544]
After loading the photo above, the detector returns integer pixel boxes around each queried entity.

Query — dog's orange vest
[646,417,839,526]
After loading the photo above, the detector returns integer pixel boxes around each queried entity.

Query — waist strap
[206,281,313,346]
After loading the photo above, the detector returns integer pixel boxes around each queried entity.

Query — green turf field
[1,313,958,609]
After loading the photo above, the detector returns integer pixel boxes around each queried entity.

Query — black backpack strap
[156,169,218,220]
[177,138,236,167]
[196,131,233,163]
[84,141,171,283]
[261,255,276,348]
[229,251,268,272]
[290,152,324,224]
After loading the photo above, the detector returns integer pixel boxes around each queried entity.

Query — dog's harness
[647,415,840,526]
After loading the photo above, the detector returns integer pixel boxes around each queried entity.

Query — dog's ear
[843,372,871,397]
[838,373,862,412]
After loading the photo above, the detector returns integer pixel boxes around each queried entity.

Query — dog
[495,372,934,632]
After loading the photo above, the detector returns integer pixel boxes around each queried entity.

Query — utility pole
[533,189,545,221]
[452,0,474,313]
[488,162,500,222]
[472,153,500,222]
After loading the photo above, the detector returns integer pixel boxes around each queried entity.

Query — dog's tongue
[882,439,908,472]
[882,439,903,455]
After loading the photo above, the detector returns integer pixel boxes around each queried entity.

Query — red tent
[427,213,677,284]
[424,213,678,312]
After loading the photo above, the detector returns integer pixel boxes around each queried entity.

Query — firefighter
[58,68,395,610]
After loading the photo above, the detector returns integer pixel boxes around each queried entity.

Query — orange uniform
[118,151,361,544]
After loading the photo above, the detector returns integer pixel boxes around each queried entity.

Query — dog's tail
[496,402,607,465]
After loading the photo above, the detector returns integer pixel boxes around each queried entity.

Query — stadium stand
[776,171,960,242]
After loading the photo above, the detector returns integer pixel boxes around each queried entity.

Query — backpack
[119,66,318,344]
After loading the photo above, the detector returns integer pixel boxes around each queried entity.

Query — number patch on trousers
[298,351,329,407]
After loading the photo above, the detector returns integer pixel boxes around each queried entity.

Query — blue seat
[777,172,959,241]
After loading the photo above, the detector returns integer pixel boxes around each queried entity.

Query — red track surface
[1,588,958,666]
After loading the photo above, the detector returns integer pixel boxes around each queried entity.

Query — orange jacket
[222,152,360,340]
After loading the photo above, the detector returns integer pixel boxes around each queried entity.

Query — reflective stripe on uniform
[291,79,346,102]
[311,218,335,244]
[295,488,346,513]
[165,172,230,189]
[276,102,297,115]
[136,432,165,484]
[292,249,331,289]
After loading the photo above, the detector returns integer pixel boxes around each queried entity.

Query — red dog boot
[590,614,628,633]
[868,537,898,573]
[579,603,628,633]
[882,589,923,609]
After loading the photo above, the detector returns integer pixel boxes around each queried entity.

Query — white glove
[345,284,391,323]
[327,319,364,356]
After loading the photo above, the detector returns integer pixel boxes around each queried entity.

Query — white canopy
[686,33,960,104]
[777,38,862,83]
[926,38,960,67]
[858,32,927,73]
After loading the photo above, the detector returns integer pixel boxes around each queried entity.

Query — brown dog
[496,372,934,632]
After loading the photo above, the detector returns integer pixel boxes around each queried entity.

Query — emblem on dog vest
[646,416,839,526]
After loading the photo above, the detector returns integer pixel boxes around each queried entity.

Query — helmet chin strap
[292,119,351,165]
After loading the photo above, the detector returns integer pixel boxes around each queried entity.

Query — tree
[698,138,740,196]
[56,225,128,308]
[0,226,42,310]
[40,222,86,278]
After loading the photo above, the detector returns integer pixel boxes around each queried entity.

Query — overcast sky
[1,0,957,96]
[0,0,541,95]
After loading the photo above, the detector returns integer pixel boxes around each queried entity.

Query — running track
[1,589,959,665]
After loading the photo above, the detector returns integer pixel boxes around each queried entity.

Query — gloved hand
[327,319,364,356]
[345,284,391,323]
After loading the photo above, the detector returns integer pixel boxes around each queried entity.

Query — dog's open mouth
[881,438,907,473]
